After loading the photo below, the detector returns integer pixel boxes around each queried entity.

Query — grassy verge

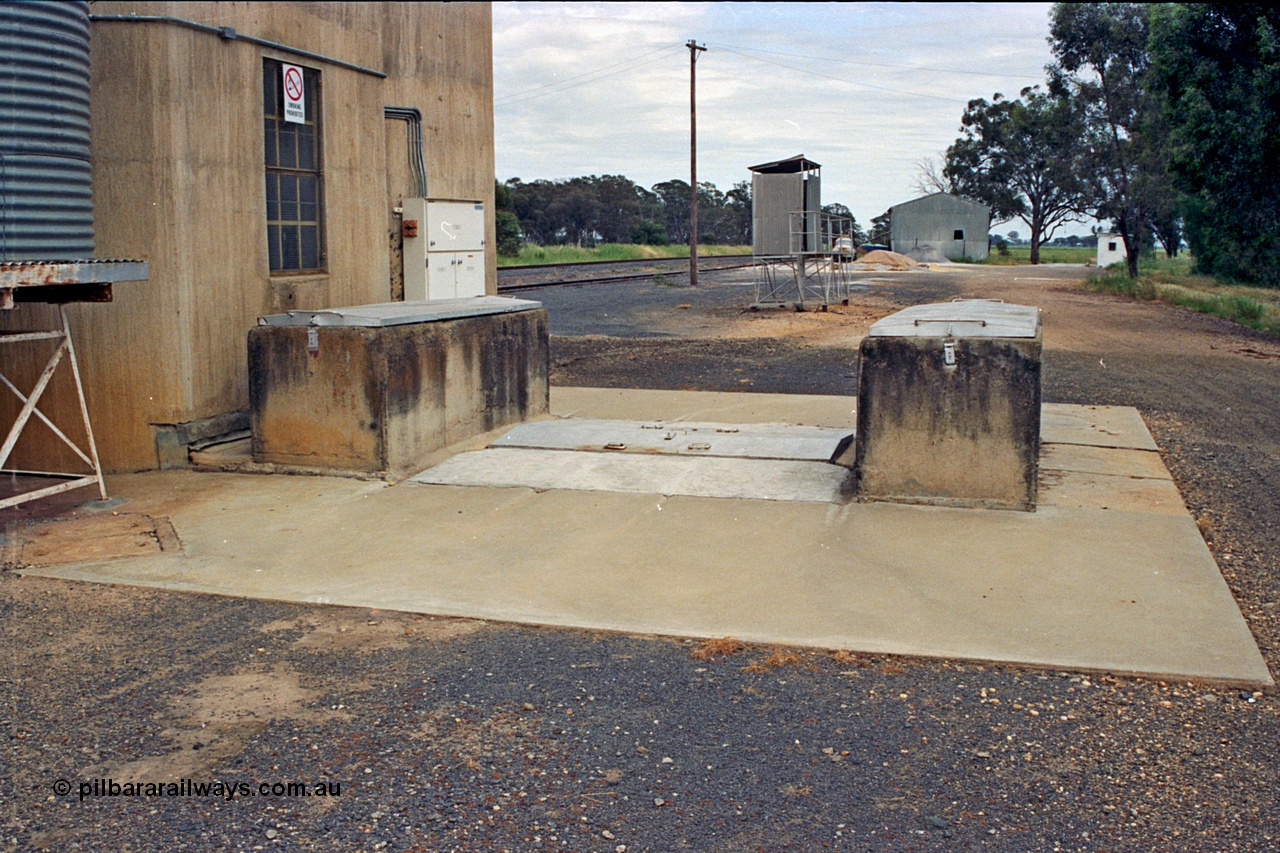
[498,243,751,267]
[1086,256,1280,335]
[981,245,1095,265]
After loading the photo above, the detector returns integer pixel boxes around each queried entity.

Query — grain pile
[853,249,919,270]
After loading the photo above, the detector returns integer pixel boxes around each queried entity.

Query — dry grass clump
[694,641,878,672]
[689,636,745,661]
[742,648,810,673]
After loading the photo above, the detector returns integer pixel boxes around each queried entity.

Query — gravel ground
[4,264,1278,852]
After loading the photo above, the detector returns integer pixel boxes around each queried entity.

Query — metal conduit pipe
[88,14,387,78]
[383,107,428,198]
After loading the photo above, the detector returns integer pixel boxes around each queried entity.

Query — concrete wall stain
[249,309,548,476]
[854,334,1042,510]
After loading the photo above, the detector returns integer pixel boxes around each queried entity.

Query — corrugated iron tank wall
[0,0,94,261]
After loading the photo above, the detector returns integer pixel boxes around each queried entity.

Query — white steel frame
[752,211,857,310]
[0,306,106,509]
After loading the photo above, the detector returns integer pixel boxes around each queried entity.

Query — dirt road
[4,263,1278,852]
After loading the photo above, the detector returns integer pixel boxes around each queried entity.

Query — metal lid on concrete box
[868,299,1040,339]
[258,296,542,327]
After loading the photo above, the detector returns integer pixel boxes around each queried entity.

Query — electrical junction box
[425,200,485,252]
[402,198,486,300]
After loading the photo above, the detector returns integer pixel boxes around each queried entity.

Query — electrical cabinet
[427,251,484,299]
[402,198,486,300]
[425,201,485,252]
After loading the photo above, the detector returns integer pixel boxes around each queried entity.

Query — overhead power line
[716,44,972,104]
[495,39,1004,111]
[708,41,1044,82]
[495,43,684,106]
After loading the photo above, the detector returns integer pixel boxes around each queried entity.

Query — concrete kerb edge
[17,560,1268,690]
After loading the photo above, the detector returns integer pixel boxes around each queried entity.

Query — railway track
[496,255,756,292]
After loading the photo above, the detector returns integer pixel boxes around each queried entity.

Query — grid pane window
[264,60,324,272]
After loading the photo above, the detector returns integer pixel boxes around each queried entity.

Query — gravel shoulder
[4,263,1278,852]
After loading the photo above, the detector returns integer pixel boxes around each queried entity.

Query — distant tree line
[494,175,869,258]
[493,175,754,254]
[918,3,1280,284]
[996,230,1100,248]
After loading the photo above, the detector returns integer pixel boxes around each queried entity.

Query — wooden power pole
[687,39,705,286]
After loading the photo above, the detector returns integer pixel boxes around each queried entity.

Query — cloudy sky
[493,1,1070,234]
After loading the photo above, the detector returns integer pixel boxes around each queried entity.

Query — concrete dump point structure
[890,192,992,262]
[249,298,548,478]
[1,1,496,475]
[17,385,1273,687]
[1,5,1265,687]
[852,301,1042,511]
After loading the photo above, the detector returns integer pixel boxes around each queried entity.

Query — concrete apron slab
[548,387,1159,450]
[417,448,849,502]
[424,416,854,502]
[491,418,853,461]
[16,388,1272,688]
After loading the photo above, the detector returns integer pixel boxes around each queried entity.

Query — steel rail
[498,255,751,272]
[497,259,757,292]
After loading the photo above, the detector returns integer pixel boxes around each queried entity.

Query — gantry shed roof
[748,154,821,174]
[890,192,990,214]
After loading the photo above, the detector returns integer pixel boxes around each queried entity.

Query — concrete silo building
[1,1,502,475]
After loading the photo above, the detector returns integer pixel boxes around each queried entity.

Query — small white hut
[1097,233,1130,268]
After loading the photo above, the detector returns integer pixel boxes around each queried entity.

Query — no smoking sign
[283,64,305,124]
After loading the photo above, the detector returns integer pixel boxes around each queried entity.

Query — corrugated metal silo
[0,0,94,261]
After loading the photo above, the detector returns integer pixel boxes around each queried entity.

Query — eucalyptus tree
[868,210,892,245]
[944,86,1089,264]
[911,154,955,197]
[652,179,692,245]
[1148,4,1280,284]
[724,180,753,246]
[1049,2,1183,277]
[821,203,866,246]
[587,175,646,244]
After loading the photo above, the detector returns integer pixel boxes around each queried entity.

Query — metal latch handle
[914,318,986,326]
